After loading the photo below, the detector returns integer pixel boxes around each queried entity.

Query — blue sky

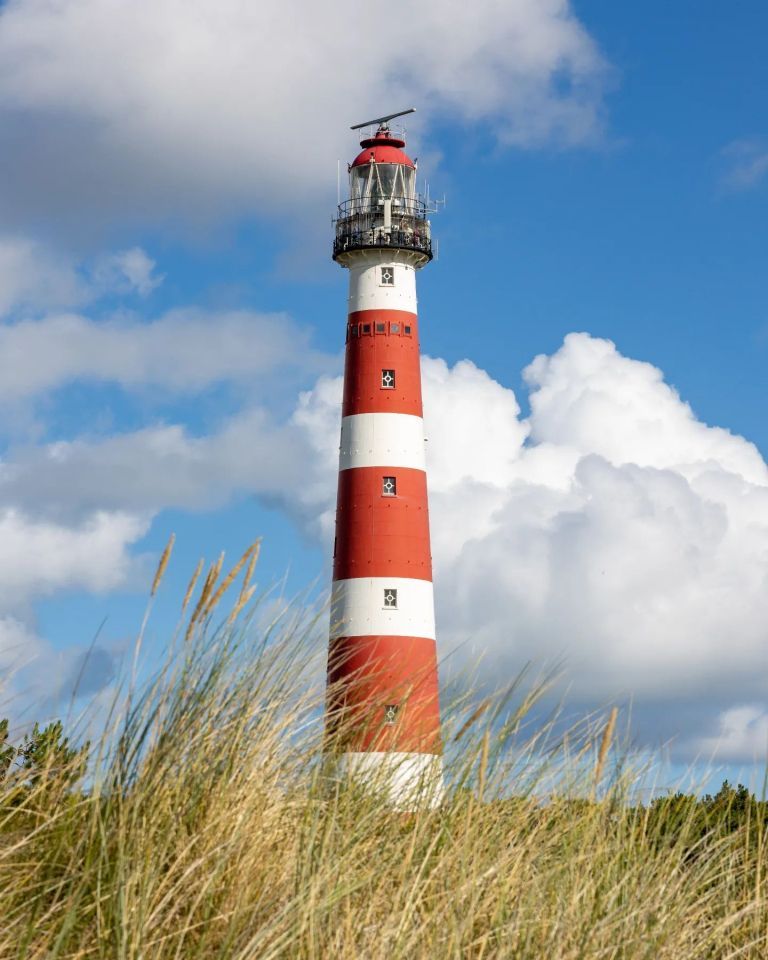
[0,0,766,792]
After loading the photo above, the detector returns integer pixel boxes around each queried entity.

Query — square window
[376,322,386,334]
[382,476,397,496]
[391,323,400,334]
[362,323,371,335]
[404,325,411,336]
[383,704,399,725]
[381,369,395,389]
[383,588,398,608]
[351,324,358,337]
[380,266,395,286]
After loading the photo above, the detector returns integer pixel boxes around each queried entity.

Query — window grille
[381,369,395,389]
[382,476,396,496]
[381,266,395,286]
[384,704,399,725]
[383,588,398,608]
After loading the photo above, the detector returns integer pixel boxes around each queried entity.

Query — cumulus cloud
[0,617,44,674]
[0,238,166,317]
[693,706,768,762]
[0,236,87,315]
[0,307,330,401]
[0,0,608,234]
[1,414,308,521]
[0,510,148,722]
[289,334,768,760]
[0,509,149,612]
[2,331,767,761]
[0,614,122,729]
[0,294,334,716]
[91,247,164,298]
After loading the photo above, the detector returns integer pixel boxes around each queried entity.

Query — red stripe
[343,309,421,417]
[333,467,432,581]
[326,634,441,753]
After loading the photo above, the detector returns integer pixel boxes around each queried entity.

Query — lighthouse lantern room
[326,110,443,808]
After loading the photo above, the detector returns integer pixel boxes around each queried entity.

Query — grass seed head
[182,558,205,614]
[150,532,175,597]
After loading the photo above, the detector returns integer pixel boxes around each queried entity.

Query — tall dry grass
[0,542,765,959]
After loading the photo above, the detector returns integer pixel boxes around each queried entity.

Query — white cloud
[289,334,768,759]
[0,236,87,315]
[694,706,768,763]
[0,238,165,317]
[0,617,44,674]
[1,413,307,518]
[2,331,767,760]
[0,508,149,610]
[0,512,148,722]
[523,334,767,484]
[0,307,330,401]
[90,247,164,298]
[0,0,608,233]
[721,139,768,190]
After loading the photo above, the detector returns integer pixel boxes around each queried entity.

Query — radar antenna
[350,108,415,131]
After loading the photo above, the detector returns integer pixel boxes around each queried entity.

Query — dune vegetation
[0,538,766,959]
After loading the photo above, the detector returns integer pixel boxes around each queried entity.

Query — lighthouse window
[390,323,400,334]
[383,588,398,609]
[404,325,412,336]
[362,323,371,335]
[350,324,358,337]
[376,323,386,334]
[382,476,397,496]
[381,369,395,389]
[380,267,395,286]
[383,704,399,725]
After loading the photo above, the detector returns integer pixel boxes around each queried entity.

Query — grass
[0,540,766,958]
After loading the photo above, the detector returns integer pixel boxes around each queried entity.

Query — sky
[0,0,766,792]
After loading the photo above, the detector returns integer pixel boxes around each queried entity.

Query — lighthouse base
[329,751,444,811]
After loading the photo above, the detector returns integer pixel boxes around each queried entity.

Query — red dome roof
[351,130,415,168]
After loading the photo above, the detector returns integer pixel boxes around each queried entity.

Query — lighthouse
[326,110,443,807]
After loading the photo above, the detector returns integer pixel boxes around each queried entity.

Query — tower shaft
[326,124,443,807]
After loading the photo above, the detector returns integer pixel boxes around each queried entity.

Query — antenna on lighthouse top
[350,107,415,131]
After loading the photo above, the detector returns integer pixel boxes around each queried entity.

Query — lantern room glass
[351,163,416,212]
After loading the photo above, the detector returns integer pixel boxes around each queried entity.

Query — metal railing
[333,196,433,261]
[336,197,428,219]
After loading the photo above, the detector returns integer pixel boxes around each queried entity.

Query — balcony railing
[333,196,433,261]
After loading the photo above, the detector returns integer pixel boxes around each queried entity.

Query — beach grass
[0,542,765,959]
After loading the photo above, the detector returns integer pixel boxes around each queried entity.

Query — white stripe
[340,413,425,471]
[331,752,444,810]
[330,577,435,640]
[348,260,417,313]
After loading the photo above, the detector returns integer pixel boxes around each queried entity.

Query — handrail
[335,196,428,221]
[333,226,432,261]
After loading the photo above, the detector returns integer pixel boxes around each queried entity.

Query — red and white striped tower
[326,110,443,806]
